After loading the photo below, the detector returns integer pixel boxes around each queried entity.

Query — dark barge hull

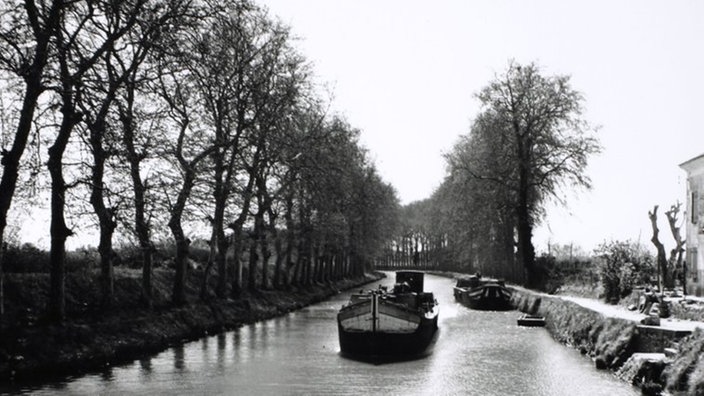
[455,284,513,311]
[338,317,438,358]
[517,315,546,327]
[337,271,439,360]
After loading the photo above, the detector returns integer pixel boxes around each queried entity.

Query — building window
[694,191,700,224]
[690,247,698,282]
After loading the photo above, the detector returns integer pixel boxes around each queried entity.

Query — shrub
[594,240,655,304]
[3,243,100,273]
[533,254,597,295]
[3,243,50,273]
[65,246,99,273]
[533,254,561,293]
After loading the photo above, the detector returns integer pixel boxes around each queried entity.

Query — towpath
[439,271,704,332]
[513,285,704,332]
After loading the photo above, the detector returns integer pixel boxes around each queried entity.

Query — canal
[7,273,638,395]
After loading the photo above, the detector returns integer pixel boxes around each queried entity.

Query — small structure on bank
[679,153,704,296]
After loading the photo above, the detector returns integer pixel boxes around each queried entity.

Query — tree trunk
[200,227,217,300]
[260,218,271,290]
[247,223,259,291]
[649,205,671,290]
[252,189,269,290]
[229,161,257,298]
[88,119,118,306]
[665,203,686,291]
[231,226,244,297]
[170,223,190,305]
[269,209,283,289]
[284,193,296,288]
[96,216,116,306]
[0,77,44,321]
[118,92,155,306]
[212,165,228,298]
[46,37,87,320]
[47,90,79,322]
[516,132,537,288]
[169,173,196,305]
[0,0,61,322]
[215,224,228,298]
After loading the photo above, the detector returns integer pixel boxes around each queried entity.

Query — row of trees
[388,62,601,287]
[0,0,400,322]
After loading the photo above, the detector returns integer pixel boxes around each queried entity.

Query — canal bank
[0,270,383,382]
[4,272,642,395]
[511,286,704,395]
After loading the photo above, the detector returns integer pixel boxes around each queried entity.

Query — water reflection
[138,358,152,380]
[173,344,185,372]
[4,273,639,395]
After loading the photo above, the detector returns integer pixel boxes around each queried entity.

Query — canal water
[8,273,638,395]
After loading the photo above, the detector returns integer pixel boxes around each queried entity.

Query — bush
[65,246,99,273]
[533,254,597,294]
[533,254,560,293]
[594,240,655,303]
[3,243,50,273]
[3,243,99,273]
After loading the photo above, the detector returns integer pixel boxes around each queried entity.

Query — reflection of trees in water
[173,344,185,372]
[216,333,227,372]
[139,358,153,382]
[99,367,114,383]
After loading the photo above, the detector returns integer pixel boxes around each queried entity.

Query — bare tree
[648,205,670,290]
[46,0,147,321]
[458,61,600,288]
[665,203,686,291]
[0,0,63,321]
[76,0,189,306]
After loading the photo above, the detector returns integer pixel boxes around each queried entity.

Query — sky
[258,0,704,253]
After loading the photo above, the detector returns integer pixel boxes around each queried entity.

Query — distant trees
[0,0,400,320]
[397,62,600,288]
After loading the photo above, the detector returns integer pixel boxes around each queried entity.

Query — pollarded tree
[464,61,601,288]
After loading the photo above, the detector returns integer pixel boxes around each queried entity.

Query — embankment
[0,269,383,382]
[512,287,704,395]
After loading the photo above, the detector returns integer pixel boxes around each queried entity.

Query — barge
[337,271,439,359]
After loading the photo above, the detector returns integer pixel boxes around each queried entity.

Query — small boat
[517,314,546,327]
[453,274,512,311]
[337,271,439,359]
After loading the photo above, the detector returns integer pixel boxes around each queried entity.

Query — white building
[680,153,704,296]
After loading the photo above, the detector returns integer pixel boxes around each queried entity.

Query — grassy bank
[512,287,704,395]
[662,328,704,395]
[0,268,382,382]
[512,288,636,368]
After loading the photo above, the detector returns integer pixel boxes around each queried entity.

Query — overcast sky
[258,0,704,252]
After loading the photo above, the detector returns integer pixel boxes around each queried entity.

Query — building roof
[680,152,704,172]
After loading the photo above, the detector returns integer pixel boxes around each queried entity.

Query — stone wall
[635,325,691,353]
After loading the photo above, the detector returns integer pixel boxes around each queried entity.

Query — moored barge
[453,274,512,311]
[337,271,439,358]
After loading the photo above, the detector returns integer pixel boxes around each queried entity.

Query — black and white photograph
[1,0,703,394]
